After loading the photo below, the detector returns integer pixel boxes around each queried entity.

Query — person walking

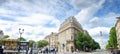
[26,46,29,54]
[45,48,48,54]
[29,48,33,54]
[0,46,3,54]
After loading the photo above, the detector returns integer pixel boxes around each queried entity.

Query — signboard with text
[18,41,29,50]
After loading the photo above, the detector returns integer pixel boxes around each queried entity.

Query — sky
[0,0,120,48]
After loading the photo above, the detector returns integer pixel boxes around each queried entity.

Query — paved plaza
[3,50,113,54]
[38,50,112,54]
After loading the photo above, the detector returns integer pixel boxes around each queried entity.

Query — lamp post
[18,28,24,54]
[100,31,103,49]
[19,28,24,41]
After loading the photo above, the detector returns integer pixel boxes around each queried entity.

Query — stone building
[115,17,120,49]
[58,16,84,52]
[44,32,58,48]
[44,16,89,52]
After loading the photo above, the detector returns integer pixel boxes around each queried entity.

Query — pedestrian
[26,49,28,54]
[55,48,57,54]
[53,48,56,54]
[2,45,4,49]
[45,48,48,54]
[30,48,33,54]
[26,46,29,54]
[110,46,113,53]
[0,46,3,54]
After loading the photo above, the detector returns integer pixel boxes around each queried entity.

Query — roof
[59,16,83,32]
[3,39,18,41]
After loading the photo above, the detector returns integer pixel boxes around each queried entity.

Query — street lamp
[19,28,24,41]
[100,31,103,49]
[18,28,24,54]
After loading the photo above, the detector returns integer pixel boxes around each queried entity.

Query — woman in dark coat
[0,46,3,54]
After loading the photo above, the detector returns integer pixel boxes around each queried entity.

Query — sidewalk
[56,52,92,54]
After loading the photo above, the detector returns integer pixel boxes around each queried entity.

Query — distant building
[115,17,120,49]
[0,30,4,38]
[44,32,58,48]
[44,16,89,52]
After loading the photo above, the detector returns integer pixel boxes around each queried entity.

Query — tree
[37,40,48,48]
[92,41,100,50]
[0,35,10,45]
[75,32,100,51]
[106,27,118,49]
[17,37,26,41]
[3,35,9,39]
[29,40,35,47]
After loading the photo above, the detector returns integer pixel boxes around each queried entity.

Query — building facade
[44,16,88,52]
[115,17,120,49]
[58,16,84,52]
[44,32,58,48]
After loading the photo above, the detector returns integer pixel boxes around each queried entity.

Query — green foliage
[75,32,100,51]
[93,41,100,49]
[37,40,48,48]
[0,40,2,45]
[17,37,26,41]
[106,27,118,49]
[3,35,9,39]
[0,35,10,45]
[29,40,35,47]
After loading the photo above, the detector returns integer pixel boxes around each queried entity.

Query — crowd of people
[39,47,58,54]
[0,45,58,54]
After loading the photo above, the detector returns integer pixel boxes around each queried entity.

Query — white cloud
[88,27,110,49]
[0,11,60,41]
[73,0,105,24]
[0,0,70,17]
[0,0,63,41]
[17,13,60,26]
[70,0,98,9]
[88,27,110,37]
[89,12,119,28]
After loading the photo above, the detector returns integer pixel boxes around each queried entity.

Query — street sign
[18,41,29,46]
[18,41,29,50]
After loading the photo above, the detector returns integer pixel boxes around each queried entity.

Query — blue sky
[94,0,120,17]
[0,0,120,48]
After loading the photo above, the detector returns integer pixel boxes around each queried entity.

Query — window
[71,36,74,40]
